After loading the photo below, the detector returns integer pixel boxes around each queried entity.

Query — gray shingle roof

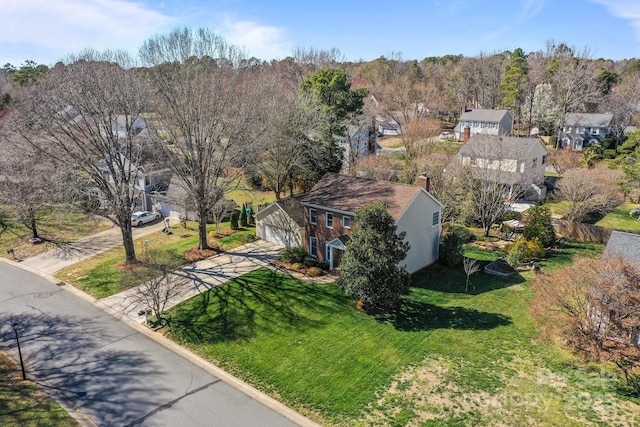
[603,230,640,270]
[564,113,613,128]
[460,109,510,122]
[459,135,545,161]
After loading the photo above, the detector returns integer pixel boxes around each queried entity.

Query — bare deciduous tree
[463,257,482,293]
[140,28,268,250]
[532,256,640,364]
[547,148,582,178]
[555,168,623,222]
[12,50,149,263]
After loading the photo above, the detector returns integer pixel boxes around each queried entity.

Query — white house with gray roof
[454,109,512,140]
[560,112,613,150]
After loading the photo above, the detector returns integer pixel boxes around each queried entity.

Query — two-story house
[300,173,444,273]
[455,135,549,201]
[454,109,512,141]
[560,113,613,150]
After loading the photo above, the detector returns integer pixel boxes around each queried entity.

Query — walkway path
[100,240,284,323]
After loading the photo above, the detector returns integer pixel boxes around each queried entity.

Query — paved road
[20,220,167,275]
[100,240,284,323]
[0,261,305,426]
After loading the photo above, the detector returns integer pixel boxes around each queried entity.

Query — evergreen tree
[499,48,528,126]
[337,202,411,313]
[240,203,248,227]
[523,205,556,248]
[230,210,239,230]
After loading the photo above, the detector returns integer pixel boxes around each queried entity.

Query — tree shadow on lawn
[170,268,351,345]
[378,298,512,332]
[411,260,525,295]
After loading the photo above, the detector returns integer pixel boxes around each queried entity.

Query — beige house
[456,135,549,201]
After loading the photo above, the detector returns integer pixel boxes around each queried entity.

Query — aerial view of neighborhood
[1,1,640,426]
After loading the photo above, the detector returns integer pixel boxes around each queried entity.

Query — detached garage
[255,196,305,248]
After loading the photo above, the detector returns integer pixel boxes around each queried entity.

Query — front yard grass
[54,222,256,299]
[165,240,639,426]
[0,352,78,426]
[0,208,111,260]
[595,202,640,232]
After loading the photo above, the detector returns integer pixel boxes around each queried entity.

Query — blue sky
[2,0,640,67]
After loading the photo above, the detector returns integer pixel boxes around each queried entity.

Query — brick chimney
[463,126,471,144]
[417,173,431,192]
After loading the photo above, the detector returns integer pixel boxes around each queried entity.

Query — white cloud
[591,0,640,40]
[1,0,177,64]
[217,16,292,60]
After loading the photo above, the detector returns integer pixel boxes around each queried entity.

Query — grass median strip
[55,222,256,299]
[0,352,79,426]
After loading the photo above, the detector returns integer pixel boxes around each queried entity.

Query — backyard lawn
[595,202,640,232]
[166,240,640,426]
[55,222,257,299]
[0,352,78,426]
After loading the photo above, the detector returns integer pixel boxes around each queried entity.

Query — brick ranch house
[300,173,444,273]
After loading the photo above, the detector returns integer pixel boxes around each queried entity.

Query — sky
[2,0,640,67]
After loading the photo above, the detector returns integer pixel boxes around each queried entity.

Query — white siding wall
[395,191,442,274]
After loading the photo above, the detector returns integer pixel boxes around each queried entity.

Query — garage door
[264,225,299,247]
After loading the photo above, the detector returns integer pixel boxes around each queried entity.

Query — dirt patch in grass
[183,246,221,261]
[363,356,640,426]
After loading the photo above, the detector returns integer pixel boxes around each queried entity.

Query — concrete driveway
[100,240,283,323]
[20,220,167,275]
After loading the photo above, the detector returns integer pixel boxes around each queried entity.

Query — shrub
[280,246,307,264]
[317,260,330,271]
[306,266,323,277]
[506,239,529,267]
[602,149,617,159]
[303,256,318,268]
[444,224,475,243]
[230,210,239,229]
[548,135,558,147]
[507,237,545,267]
[290,262,302,270]
[440,229,464,266]
[525,237,546,259]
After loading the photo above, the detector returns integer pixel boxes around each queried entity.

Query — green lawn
[166,241,640,426]
[0,208,112,260]
[0,352,78,426]
[595,202,640,232]
[55,222,256,299]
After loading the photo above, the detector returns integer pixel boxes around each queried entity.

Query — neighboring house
[454,109,512,140]
[377,116,401,136]
[300,173,444,273]
[560,113,613,150]
[455,135,549,201]
[336,121,377,172]
[603,230,640,271]
[256,196,305,248]
[101,115,147,139]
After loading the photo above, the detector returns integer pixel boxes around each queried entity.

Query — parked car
[439,131,454,141]
[131,211,161,226]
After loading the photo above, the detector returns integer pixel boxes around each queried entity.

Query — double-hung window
[326,212,333,228]
[309,208,317,225]
[343,216,351,229]
[309,237,317,257]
